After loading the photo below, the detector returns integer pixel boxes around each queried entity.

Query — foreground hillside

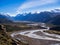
[0,24,45,45]
[0,23,60,45]
[0,25,17,45]
[0,24,28,45]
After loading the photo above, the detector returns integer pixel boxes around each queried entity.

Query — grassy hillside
[0,25,17,45]
[0,24,30,45]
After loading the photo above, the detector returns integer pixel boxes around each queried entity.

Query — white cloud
[17,0,57,13]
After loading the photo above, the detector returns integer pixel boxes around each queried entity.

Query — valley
[11,29,60,45]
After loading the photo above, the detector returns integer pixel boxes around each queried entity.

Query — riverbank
[11,29,60,45]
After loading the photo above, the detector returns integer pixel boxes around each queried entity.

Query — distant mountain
[48,15,60,25]
[13,10,60,25]
[0,13,13,24]
[0,9,60,25]
[14,12,52,22]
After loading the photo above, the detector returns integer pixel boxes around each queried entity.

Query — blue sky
[0,0,60,16]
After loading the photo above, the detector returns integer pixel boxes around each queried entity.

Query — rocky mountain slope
[0,13,13,24]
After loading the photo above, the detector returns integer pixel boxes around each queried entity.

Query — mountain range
[0,13,13,24]
[0,9,60,25]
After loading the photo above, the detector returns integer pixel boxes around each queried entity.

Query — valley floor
[11,29,60,45]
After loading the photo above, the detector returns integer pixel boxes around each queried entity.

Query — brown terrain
[0,24,60,45]
[11,29,60,45]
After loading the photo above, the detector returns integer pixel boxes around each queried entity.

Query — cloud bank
[17,0,57,14]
